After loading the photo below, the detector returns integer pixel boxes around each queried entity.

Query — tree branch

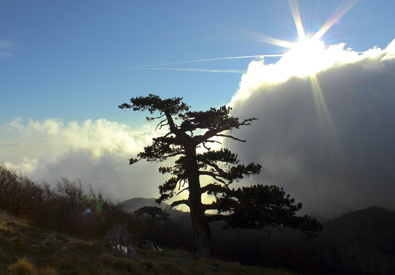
[200,183,229,195]
[155,118,168,131]
[202,202,221,211]
[170,199,190,209]
[215,134,246,142]
[202,161,227,176]
[176,186,189,195]
[199,171,226,184]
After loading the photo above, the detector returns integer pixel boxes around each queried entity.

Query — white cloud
[0,118,164,199]
[1,118,153,169]
[227,39,395,219]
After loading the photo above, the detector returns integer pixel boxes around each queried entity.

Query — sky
[1,0,395,219]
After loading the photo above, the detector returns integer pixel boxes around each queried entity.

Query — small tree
[119,94,321,258]
[134,206,170,222]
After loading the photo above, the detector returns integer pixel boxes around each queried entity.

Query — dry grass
[7,257,37,275]
[0,209,300,275]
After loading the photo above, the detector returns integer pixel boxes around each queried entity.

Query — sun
[285,38,326,76]
[256,0,358,77]
[247,0,360,79]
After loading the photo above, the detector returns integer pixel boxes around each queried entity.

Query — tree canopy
[134,206,170,222]
[119,94,321,258]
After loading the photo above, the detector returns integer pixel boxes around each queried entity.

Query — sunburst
[271,0,357,183]
[261,0,358,56]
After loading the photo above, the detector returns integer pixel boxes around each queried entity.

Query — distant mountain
[319,206,395,256]
[121,197,165,212]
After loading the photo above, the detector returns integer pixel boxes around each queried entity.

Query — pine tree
[119,94,321,258]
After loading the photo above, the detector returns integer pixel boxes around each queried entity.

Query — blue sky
[1,0,394,125]
[1,0,395,218]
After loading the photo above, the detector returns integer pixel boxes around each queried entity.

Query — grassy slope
[0,210,299,275]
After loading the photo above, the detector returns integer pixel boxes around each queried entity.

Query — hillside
[320,207,395,259]
[0,209,297,275]
[1,164,394,275]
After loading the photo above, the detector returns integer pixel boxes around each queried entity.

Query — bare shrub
[0,163,44,218]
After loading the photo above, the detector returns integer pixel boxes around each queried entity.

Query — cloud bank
[0,118,163,200]
[227,39,395,219]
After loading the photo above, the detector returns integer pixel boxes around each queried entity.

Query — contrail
[141,68,246,73]
[136,54,284,68]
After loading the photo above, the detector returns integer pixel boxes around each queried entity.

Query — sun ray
[314,0,358,40]
[288,0,306,41]
[309,75,349,192]
[286,0,356,189]
[242,29,295,48]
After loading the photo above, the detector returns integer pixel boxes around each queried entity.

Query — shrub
[7,257,37,275]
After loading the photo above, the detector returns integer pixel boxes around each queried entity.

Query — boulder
[103,223,139,260]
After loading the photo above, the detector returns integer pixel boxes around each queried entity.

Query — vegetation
[119,94,321,257]
[1,163,395,274]
[0,208,297,275]
[0,163,134,239]
[134,206,170,222]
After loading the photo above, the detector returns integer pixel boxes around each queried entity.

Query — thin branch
[240,118,257,125]
[147,114,165,121]
[202,161,226,175]
[155,118,168,131]
[205,139,221,144]
[176,186,189,195]
[199,171,226,184]
[170,199,190,209]
[200,183,229,194]
[165,151,186,158]
[202,142,211,151]
[215,134,246,142]
[163,131,174,138]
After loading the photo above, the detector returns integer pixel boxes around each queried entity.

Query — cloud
[0,118,164,200]
[227,39,395,219]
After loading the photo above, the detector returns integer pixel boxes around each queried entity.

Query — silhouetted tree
[134,206,170,222]
[119,94,321,258]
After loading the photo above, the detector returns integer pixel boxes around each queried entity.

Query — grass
[0,210,300,275]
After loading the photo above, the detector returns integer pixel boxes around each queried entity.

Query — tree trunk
[190,203,211,258]
[186,148,211,258]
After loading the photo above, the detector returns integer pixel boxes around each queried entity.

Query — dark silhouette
[134,206,170,222]
[119,94,321,258]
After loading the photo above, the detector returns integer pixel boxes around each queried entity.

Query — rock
[102,223,139,260]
